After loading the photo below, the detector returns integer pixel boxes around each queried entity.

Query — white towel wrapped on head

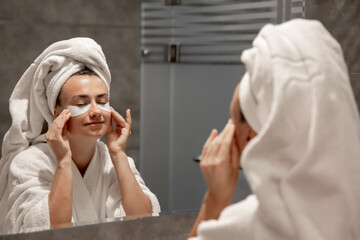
[194,19,360,240]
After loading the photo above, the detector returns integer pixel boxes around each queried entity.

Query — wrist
[55,150,72,162]
[110,151,128,166]
[204,191,232,215]
[57,155,72,168]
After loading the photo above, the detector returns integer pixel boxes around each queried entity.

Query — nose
[88,101,101,117]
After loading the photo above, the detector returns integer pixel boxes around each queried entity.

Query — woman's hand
[106,108,152,216]
[106,108,132,156]
[200,121,240,206]
[188,122,240,238]
[45,109,72,161]
[46,109,73,227]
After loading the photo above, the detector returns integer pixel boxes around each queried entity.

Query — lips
[85,121,104,126]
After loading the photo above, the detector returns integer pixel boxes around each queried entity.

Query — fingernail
[228,119,233,124]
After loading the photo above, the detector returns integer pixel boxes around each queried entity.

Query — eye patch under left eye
[67,102,110,117]
[97,102,110,112]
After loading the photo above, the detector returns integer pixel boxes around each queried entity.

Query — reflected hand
[200,122,240,205]
[106,108,132,156]
[45,109,72,161]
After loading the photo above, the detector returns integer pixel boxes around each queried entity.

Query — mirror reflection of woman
[0,38,160,234]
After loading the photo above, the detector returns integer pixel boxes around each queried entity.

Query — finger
[126,109,132,126]
[110,107,126,128]
[59,109,71,121]
[51,109,71,131]
[62,121,68,138]
[125,109,132,135]
[206,134,223,163]
[46,109,71,140]
[107,114,113,134]
[217,119,232,139]
[218,123,235,157]
[201,129,218,157]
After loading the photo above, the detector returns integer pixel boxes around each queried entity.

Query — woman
[0,37,160,234]
[189,19,360,239]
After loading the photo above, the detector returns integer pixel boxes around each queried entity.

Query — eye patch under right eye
[67,102,110,117]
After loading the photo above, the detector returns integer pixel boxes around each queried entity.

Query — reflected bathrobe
[190,19,360,240]
[2,140,160,234]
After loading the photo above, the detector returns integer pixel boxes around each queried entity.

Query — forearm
[111,152,152,216]
[48,157,73,228]
[189,192,230,237]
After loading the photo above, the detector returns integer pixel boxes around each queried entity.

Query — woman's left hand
[106,108,152,216]
[200,122,239,205]
[106,107,132,156]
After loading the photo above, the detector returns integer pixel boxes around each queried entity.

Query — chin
[85,131,106,139]
[79,127,106,138]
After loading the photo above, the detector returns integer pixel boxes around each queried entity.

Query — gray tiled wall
[306,0,360,113]
[0,0,141,165]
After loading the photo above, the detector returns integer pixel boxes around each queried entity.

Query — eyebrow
[71,93,108,99]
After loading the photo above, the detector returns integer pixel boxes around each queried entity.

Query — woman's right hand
[45,109,72,161]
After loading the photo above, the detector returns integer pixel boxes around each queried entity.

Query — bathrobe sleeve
[189,195,258,240]
[4,143,55,233]
[104,152,160,218]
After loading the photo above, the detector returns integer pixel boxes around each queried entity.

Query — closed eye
[76,103,89,107]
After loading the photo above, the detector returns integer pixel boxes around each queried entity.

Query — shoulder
[9,143,56,181]
[11,143,54,165]
[220,194,258,220]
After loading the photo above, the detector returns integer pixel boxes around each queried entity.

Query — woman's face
[55,74,111,140]
[230,83,256,159]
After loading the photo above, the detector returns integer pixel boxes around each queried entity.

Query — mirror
[0,0,306,236]
[0,1,147,235]
[139,0,305,215]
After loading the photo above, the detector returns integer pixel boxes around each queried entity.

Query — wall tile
[0,0,140,27]
[305,0,360,73]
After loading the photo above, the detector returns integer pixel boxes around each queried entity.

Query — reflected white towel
[194,19,360,240]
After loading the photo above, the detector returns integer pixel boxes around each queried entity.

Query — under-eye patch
[97,102,110,112]
[67,105,90,117]
[67,102,110,117]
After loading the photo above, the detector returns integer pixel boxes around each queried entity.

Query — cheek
[67,116,82,130]
[103,112,111,126]
[235,127,246,151]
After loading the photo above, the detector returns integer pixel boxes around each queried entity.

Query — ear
[54,108,59,118]
[246,125,257,142]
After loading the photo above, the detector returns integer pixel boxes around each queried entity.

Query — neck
[68,136,98,176]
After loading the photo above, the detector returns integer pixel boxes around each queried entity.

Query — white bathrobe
[191,19,360,240]
[2,140,160,234]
